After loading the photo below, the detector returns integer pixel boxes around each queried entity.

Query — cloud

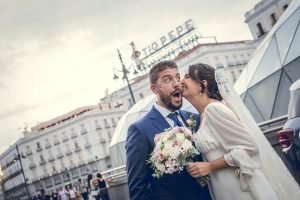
[0,0,261,154]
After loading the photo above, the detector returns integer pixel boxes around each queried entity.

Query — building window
[54,176,62,185]
[71,170,79,178]
[108,131,112,140]
[36,142,40,148]
[270,13,277,26]
[35,182,43,192]
[111,118,116,127]
[80,124,87,134]
[71,128,77,138]
[105,156,112,168]
[52,166,57,173]
[139,93,144,99]
[45,179,53,188]
[283,4,288,11]
[95,120,102,130]
[231,71,236,83]
[256,23,265,37]
[104,119,110,128]
[80,167,88,176]
[128,98,133,106]
[62,131,69,142]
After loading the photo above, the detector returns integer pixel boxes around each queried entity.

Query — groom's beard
[158,91,182,111]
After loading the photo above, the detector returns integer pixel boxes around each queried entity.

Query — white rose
[176,133,185,142]
[162,133,170,143]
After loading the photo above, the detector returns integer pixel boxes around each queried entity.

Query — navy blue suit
[126,106,211,200]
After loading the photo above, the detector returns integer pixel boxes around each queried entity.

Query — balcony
[48,155,55,162]
[100,138,106,144]
[39,160,46,165]
[84,142,91,149]
[36,146,43,152]
[104,124,111,129]
[26,149,33,156]
[95,125,102,130]
[45,143,52,149]
[56,152,64,159]
[71,132,78,139]
[80,128,88,135]
[53,139,60,145]
[112,123,117,127]
[62,136,69,142]
[29,163,36,169]
[74,146,82,152]
[65,149,73,156]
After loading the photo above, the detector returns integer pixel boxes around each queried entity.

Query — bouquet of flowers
[147,126,209,187]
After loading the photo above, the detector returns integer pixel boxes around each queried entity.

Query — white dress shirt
[154,102,186,128]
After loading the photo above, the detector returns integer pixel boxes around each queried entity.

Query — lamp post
[14,144,31,200]
[113,49,137,105]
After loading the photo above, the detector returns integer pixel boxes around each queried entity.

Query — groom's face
[151,67,182,111]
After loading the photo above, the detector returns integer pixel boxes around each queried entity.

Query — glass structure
[235,0,300,122]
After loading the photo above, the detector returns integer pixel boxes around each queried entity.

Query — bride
[181,63,300,200]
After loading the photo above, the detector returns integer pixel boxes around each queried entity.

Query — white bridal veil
[215,69,300,199]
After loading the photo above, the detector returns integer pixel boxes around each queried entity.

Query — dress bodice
[194,116,227,161]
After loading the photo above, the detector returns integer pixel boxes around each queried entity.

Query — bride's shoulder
[205,101,234,116]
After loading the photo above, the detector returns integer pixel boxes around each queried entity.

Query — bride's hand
[187,162,212,177]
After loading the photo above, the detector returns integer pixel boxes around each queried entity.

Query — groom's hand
[187,162,212,177]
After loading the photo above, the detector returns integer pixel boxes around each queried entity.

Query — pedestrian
[97,173,110,200]
[78,178,89,200]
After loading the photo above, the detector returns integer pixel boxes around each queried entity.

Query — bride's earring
[199,87,202,96]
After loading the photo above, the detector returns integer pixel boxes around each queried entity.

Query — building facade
[101,40,258,110]
[0,105,126,199]
[0,175,4,200]
[245,0,292,39]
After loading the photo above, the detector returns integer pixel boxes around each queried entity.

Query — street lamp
[14,144,31,200]
[113,49,137,105]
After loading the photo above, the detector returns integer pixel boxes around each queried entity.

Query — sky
[0,0,260,154]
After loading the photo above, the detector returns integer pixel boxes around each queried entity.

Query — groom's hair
[149,61,178,84]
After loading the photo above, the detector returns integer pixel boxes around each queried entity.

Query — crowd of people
[32,173,111,200]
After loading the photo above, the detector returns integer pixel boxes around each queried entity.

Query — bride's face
[181,71,201,99]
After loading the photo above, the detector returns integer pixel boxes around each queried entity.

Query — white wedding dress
[194,102,278,200]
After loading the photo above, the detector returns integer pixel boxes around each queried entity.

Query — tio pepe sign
[141,19,195,58]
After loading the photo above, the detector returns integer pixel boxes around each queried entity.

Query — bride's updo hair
[188,63,223,101]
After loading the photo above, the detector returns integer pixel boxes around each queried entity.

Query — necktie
[167,112,183,127]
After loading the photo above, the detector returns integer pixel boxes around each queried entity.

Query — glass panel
[289,89,300,118]
[272,71,292,118]
[243,38,272,88]
[277,5,300,25]
[275,9,300,64]
[284,20,300,65]
[244,93,265,123]
[249,37,282,87]
[240,92,246,101]
[248,70,281,120]
[284,56,300,82]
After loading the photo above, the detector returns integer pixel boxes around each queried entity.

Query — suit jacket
[126,106,211,200]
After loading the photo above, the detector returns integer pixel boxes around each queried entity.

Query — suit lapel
[149,106,171,133]
[178,110,188,127]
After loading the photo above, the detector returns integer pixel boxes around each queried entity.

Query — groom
[126,61,211,200]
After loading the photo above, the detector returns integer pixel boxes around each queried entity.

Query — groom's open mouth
[171,90,182,101]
